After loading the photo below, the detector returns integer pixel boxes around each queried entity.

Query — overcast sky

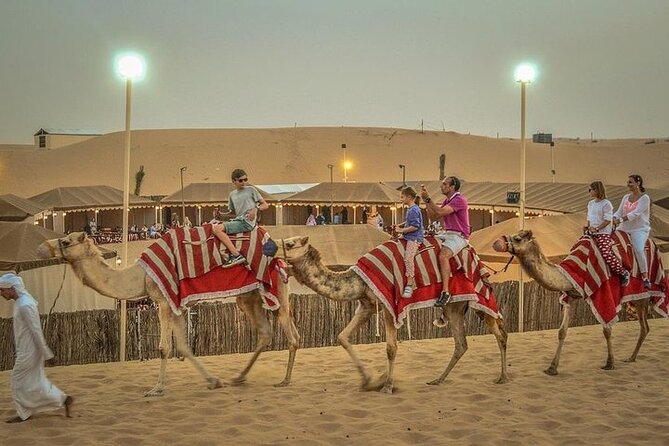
[1,0,667,144]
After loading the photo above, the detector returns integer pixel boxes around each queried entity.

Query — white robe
[12,292,66,420]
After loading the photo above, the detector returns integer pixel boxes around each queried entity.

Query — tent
[0,222,117,318]
[0,194,48,222]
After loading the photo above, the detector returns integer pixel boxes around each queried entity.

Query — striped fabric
[353,236,501,328]
[557,231,669,326]
[138,224,281,315]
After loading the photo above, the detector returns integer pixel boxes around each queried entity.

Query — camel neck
[517,242,573,292]
[290,247,365,302]
[70,254,148,299]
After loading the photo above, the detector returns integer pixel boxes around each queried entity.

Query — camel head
[277,236,311,264]
[38,232,99,263]
[492,229,535,257]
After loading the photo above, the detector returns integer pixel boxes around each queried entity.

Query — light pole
[116,52,145,362]
[515,62,536,333]
[180,166,187,224]
[398,164,406,187]
[327,164,334,223]
[341,143,351,182]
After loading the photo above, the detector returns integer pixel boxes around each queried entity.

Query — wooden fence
[0,281,647,371]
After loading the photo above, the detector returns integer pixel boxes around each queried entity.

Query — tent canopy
[30,185,157,210]
[0,222,116,272]
[0,194,48,221]
[390,181,669,214]
[160,182,276,205]
[281,182,400,206]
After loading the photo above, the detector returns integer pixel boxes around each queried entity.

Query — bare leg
[212,224,240,256]
[337,300,376,390]
[428,302,468,385]
[625,299,650,362]
[381,310,398,394]
[274,283,300,387]
[231,292,272,385]
[545,303,572,375]
[484,314,509,383]
[601,325,615,370]
[438,248,453,293]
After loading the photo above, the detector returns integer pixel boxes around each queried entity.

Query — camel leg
[428,302,468,385]
[170,304,222,391]
[145,302,173,397]
[274,287,300,387]
[484,314,509,384]
[625,299,650,362]
[231,293,272,385]
[545,303,572,376]
[380,309,398,394]
[337,301,376,390]
[601,325,615,370]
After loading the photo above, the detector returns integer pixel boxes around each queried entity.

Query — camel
[38,232,300,396]
[492,229,650,375]
[278,236,508,394]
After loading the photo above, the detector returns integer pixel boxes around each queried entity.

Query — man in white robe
[0,273,73,423]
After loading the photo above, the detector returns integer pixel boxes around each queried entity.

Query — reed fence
[0,281,649,371]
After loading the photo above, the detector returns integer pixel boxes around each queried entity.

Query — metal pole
[180,166,187,224]
[550,141,555,183]
[328,164,334,223]
[518,80,527,333]
[342,143,347,182]
[120,78,132,362]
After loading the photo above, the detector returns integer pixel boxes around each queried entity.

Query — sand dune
[1,127,668,197]
[2,319,668,445]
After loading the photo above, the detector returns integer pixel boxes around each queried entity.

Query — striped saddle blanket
[352,236,501,328]
[557,231,669,326]
[138,224,282,315]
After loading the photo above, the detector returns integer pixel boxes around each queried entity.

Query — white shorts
[437,231,468,256]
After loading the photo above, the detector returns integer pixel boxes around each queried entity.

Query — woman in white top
[613,174,652,289]
[586,181,629,285]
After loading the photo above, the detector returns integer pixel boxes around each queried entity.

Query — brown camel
[38,232,300,396]
[278,236,508,394]
[492,229,651,375]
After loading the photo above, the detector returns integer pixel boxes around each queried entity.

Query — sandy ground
[1,319,668,445]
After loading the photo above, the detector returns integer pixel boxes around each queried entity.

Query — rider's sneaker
[222,254,246,268]
[620,271,630,287]
[401,286,414,299]
[434,291,451,308]
[643,278,652,290]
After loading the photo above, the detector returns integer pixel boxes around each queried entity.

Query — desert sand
[1,128,668,197]
[1,319,668,445]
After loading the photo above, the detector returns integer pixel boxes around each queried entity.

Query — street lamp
[341,143,350,182]
[514,62,536,333]
[115,51,145,362]
[327,164,334,223]
[399,164,406,187]
[180,166,187,224]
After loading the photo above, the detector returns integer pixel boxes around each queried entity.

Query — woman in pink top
[613,174,652,289]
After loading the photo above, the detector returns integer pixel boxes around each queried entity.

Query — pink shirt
[441,192,470,239]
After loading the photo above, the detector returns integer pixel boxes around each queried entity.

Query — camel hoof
[623,357,636,363]
[494,376,509,384]
[432,317,447,328]
[144,388,165,397]
[207,377,222,390]
[361,374,387,392]
[543,368,558,376]
[230,376,247,386]
[380,384,394,394]
[273,380,290,388]
[601,363,615,370]
[426,379,443,386]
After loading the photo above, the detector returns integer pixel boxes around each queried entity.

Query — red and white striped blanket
[557,231,669,326]
[138,224,282,315]
[352,236,501,328]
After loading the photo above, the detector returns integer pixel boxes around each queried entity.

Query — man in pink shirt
[421,176,470,307]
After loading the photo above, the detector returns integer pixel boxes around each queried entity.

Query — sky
[1,0,668,144]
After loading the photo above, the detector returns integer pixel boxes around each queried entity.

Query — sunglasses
[236,178,249,183]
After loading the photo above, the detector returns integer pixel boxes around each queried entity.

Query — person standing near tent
[613,174,652,289]
[0,273,72,423]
